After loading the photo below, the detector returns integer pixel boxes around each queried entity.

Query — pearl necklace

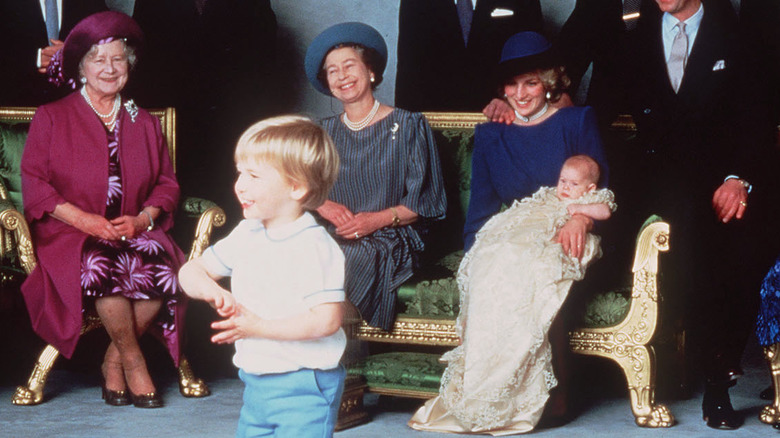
[343,99,380,131]
[515,101,550,124]
[81,86,121,123]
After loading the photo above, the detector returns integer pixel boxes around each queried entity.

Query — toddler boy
[179,115,345,438]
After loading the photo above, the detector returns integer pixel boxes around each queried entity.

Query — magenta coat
[20,92,185,363]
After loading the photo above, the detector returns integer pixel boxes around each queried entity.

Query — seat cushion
[399,251,462,318]
[348,352,444,394]
[581,288,631,328]
[0,121,30,212]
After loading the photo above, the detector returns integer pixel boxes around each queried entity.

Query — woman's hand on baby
[211,304,260,344]
[317,200,354,228]
[336,212,385,239]
[555,214,592,259]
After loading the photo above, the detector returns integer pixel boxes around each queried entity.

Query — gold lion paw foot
[178,361,210,398]
[635,404,674,428]
[759,405,780,424]
[12,386,43,405]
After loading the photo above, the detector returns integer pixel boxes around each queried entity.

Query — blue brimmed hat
[304,22,387,96]
[496,32,555,84]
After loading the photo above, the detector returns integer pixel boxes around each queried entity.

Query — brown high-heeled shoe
[101,385,131,406]
[130,391,163,409]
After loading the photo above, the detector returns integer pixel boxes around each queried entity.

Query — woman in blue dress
[303,23,446,331]
[409,32,609,435]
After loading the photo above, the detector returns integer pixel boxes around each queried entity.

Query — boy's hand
[211,304,261,344]
[209,289,237,317]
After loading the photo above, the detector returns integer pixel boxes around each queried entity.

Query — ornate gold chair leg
[615,345,674,427]
[178,356,210,397]
[760,343,780,425]
[12,344,60,405]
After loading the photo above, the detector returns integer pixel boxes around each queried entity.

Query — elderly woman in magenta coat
[21,12,182,408]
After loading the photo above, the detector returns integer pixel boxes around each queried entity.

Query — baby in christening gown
[409,155,616,436]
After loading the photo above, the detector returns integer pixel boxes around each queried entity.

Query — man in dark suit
[0,0,107,106]
[624,0,774,429]
[555,0,626,128]
[395,0,543,112]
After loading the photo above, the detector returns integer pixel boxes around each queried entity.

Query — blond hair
[563,155,601,186]
[235,115,339,210]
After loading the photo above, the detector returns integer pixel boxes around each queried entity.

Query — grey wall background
[106,0,578,119]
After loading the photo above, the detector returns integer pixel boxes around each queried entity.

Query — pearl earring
[80,77,87,84]
[370,76,375,83]
[545,91,551,100]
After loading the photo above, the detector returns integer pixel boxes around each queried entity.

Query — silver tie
[667,22,688,93]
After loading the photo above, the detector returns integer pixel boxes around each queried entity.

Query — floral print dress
[80,121,179,332]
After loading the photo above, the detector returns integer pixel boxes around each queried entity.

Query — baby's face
[556,164,596,200]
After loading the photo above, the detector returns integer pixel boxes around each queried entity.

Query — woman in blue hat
[409,31,610,434]
[304,23,446,332]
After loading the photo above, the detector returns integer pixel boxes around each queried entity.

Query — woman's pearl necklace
[81,86,121,127]
[343,99,380,131]
[515,101,550,124]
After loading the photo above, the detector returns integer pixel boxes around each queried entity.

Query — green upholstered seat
[348,352,445,395]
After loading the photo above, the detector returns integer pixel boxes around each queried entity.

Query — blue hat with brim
[496,32,555,84]
[304,22,387,96]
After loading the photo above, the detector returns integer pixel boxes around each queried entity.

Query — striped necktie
[45,0,59,41]
[457,0,474,45]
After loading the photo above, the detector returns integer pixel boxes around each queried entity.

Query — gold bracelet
[390,207,401,227]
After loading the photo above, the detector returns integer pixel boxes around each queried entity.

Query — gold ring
[739,201,747,207]
[354,232,360,239]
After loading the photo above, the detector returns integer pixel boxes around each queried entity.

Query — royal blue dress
[757,256,780,346]
[464,106,609,251]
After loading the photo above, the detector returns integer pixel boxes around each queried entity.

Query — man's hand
[38,39,64,73]
[483,98,515,125]
[712,179,748,223]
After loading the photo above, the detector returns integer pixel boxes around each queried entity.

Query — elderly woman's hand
[336,212,386,240]
[74,212,123,240]
[317,200,355,228]
[712,178,749,223]
[555,214,593,259]
[110,215,148,240]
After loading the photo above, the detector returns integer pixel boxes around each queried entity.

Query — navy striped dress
[320,108,446,330]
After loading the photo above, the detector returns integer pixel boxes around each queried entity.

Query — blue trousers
[236,366,345,438]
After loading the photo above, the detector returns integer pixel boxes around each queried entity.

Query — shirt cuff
[724,175,752,194]
[36,48,42,69]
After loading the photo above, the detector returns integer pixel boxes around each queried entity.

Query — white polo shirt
[200,212,346,375]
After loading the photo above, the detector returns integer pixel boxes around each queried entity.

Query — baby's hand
[567,204,583,216]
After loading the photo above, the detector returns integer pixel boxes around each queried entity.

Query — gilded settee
[346,112,674,428]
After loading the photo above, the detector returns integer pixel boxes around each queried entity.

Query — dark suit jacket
[395,0,543,112]
[0,0,107,106]
[555,0,626,127]
[628,0,752,187]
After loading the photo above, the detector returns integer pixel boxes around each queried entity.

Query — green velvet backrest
[422,113,486,259]
[0,120,30,214]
